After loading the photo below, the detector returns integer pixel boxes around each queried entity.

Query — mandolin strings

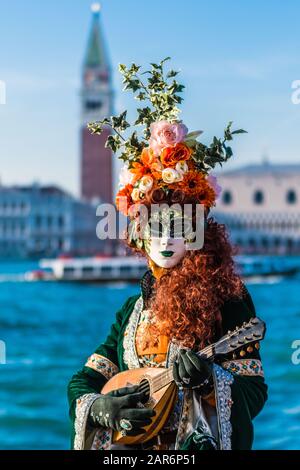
[137,319,262,395]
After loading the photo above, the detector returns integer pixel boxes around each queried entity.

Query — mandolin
[101,316,266,445]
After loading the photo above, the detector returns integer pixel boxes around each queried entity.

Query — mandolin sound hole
[138,378,151,401]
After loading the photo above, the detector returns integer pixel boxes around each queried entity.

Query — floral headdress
[88,58,246,217]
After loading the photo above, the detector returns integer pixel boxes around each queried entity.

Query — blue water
[0,259,299,450]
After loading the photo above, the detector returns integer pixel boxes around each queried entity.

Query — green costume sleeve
[220,286,268,450]
[67,294,139,448]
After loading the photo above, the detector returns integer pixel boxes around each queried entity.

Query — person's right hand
[89,385,156,436]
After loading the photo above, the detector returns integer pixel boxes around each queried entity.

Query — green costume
[68,271,267,450]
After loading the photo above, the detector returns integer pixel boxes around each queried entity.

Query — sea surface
[0,258,299,450]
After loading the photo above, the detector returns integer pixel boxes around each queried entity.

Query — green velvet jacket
[68,271,268,451]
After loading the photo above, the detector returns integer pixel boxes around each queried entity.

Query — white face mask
[145,236,187,268]
[139,206,195,269]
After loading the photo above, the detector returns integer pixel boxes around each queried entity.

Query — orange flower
[178,170,205,196]
[177,171,216,207]
[160,143,192,167]
[197,184,216,208]
[116,184,134,215]
[130,148,163,184]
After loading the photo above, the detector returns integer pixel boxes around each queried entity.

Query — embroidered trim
[175,389,193,449]
[91,428,112,450]
[74,393,113,450]
[222,359,264,377]
[123,296,143,369]
[74,393,99,450]
[85,354,119,379]
[166,340,180,368]
[213,364,234,450]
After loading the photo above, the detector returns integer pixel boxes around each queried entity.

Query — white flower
[175,161,189,175]
[162,168,183,184]
[131,188,141,202]
[119,165,133,187]
[139,175,153,192]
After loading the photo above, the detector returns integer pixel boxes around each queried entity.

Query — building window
[286,189,297,204]
[35,215,42,228]
[222,190,232,205]
[249,238,256,248]
[85,100,102,111]
[273,237,280,246]
[253,190,264,205]
[58,216,65,228]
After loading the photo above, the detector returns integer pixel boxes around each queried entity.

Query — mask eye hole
[148,221,164,238]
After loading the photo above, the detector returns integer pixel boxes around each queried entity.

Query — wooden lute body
[101,316,266,445]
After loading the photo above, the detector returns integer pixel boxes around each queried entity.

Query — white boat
[25,256,148,283]
[24,255,299,283]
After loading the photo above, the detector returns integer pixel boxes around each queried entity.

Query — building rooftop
[84,7,108,69]
[0,184,70,197]
[219,162,300,176]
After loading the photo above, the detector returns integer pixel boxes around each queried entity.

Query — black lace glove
[173,349,213,393]
[89,385,155,436]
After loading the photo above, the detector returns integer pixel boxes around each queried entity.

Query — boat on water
[25,256,148,283]
[24,254,300,283]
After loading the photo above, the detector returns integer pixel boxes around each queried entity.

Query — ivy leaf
[105,135,122,153]
[123,78,141,92]
[128,63,141,74]
[160,57,171,66]
[224,145,233,159]
[111,111,130,131]
[135,107,152,126]
[167,70,179,78]
[231,129,248,135]
[87,118,110,135]
[135,92,147,101]
[118,64,127,74]
[224,121,233,141]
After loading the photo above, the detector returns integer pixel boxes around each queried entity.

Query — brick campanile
[80,3,114,204]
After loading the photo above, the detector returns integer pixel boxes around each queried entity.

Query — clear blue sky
[0,0,300,196]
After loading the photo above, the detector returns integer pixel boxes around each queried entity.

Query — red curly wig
[127,188,244,350]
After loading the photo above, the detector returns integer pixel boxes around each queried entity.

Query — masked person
[67,60,268,451]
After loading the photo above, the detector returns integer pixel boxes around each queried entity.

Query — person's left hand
[173,349,213,391]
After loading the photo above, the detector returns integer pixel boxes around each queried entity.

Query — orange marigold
[160,143,192,167]
[177,171,216,207]
[116,184,134,215]
[197,183,216,208]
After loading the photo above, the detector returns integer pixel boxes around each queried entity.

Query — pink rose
[207,175,222,200]
[149,121,188,156]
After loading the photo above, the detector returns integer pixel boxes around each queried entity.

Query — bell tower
[80,3,113,204]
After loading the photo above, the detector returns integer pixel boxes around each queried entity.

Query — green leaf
[123,78,141,92]
[87,118,110,135]
[105,135,122,153]
[231,129,248,135]
[118,64,127,74]
[129,63,141,74]
[135,92,147,101]
[185,130,203,141]
[224,145,233,159]
[160,57,171,66]
[167,70,179,78]
[111,111,130,131]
